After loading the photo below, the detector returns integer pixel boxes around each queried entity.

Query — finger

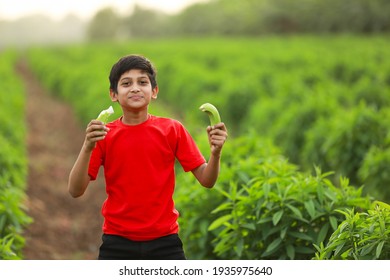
[87,128,107,139]
[92,119,105,125]
[209,130,228,139]
[210,135,227,145]
[209,123,227,131]
[86,124,109,133]
[88,135,106,142]
[212,122,227,131]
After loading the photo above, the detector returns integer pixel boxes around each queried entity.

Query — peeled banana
[96,105,114,124]
[199,103,221,126]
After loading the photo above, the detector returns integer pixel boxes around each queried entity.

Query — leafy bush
[269,94,339,164]
[302,102,390,186]
[314,201,390,260]
[209,167,370,260]
[175,133,371,260]
[358,145,390,202]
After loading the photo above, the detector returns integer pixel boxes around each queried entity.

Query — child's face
[110,69,158,111]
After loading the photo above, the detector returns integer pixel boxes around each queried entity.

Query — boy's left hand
[207,122,228,156]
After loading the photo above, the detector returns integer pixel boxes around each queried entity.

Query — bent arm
[192,122,228,188]
[68,145,93,197]
[192,154,220,188]
[68,120,108,198]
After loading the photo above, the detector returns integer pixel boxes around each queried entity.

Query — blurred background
[1,0,389,48]
[2,0,390,260]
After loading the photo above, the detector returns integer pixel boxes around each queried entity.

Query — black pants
[98,233,186,260]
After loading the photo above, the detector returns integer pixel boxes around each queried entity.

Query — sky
[0,0,209,20]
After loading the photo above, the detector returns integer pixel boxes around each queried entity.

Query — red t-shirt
[88,115,206,241]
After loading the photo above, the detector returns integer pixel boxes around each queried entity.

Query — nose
[130,85,140,92]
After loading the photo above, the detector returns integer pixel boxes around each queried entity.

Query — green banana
[199,103,221,126]
[96,105,114,124]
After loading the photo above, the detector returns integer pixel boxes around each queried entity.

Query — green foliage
[314,201,390,260]
[268,94,339,164]
[0,50,32,259]
[208,167,370,260]
[175,132,284,259]
[175,133,371,259]
[114,0,390,38]
[302,103,390,193]
[358,145,390,202]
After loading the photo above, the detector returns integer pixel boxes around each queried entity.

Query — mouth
[129,95,143,100]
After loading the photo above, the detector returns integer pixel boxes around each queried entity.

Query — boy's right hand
[83,120,110,152]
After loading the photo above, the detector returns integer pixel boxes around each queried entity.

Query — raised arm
[192,122,228,188]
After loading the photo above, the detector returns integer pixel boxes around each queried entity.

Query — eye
[139,80,149,85]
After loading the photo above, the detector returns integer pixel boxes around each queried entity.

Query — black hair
[109,55,157,93]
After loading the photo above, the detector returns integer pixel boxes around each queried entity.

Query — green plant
[302,102,389,184]
[175,132,282,259]
[358,145,390,202]
[314,201,390,260]
[0,50,32,259]
[208,166,371,260]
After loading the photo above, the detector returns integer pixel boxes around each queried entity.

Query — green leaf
[262,238,282,256]
[280,226,288,239]
[373,201,390,210]
[241,223,256,231]
[0,214,6,232]
[216,188,233,200]
[317,223,329,244]
[208,214,232,231]
[360,243,376,256]
[286,244,295,260]
[286,204,303,219]
[304,200,316,220]
[334,243,345,256]
[272,210,284,226]
[295,246,315,254]
[214,235,233,255]
[235,238,244,257]
[257,217,272,224]
[329,216,338,230]
[288,231,314,241]
[211,202,232,214]
[376,241,385,259]
[263,183,271,198]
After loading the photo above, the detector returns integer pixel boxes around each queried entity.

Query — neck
[121,110,149,125]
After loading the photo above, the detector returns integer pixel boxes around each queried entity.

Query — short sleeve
[88,142,104,180]
[174,123,206,172]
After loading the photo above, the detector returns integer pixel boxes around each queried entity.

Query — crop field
[1,35,390,259]
[0,50,31,259]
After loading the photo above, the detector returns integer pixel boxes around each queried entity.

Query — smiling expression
[110,69,158,111]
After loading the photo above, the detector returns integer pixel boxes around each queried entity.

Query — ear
[109,89,118,102]
[151,86,159,100]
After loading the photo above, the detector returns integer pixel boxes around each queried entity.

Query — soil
[16,60,106,260]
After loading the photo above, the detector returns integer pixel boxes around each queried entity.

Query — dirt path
[16,60,106,260]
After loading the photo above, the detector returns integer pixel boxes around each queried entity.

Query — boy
[68,55,228,260]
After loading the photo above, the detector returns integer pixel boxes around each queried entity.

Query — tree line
[88,0,390,41]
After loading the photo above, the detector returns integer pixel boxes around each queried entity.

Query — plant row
[0,51,32,259]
